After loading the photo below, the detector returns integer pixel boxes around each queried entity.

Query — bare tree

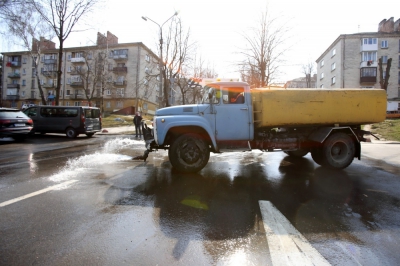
[301,60,315,88]
[30,0,101,105]
[238,6,290,87]
[1,1,54,104]
[159,17,195,107]
[378,57,392,91]
[177,55,217,105]
[72,48,111,107]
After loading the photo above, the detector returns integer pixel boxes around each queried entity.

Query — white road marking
[0,180,78,208]
[259,200,331,266]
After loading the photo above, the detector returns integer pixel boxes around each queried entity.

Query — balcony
[113,67,127,73]
[73,94,85,99]
[114,80,127,86]
[43,83,55,88]
[360,76,377,83]
[7,72,21,78]
[6,61,22,67]
[6,95,20,100]
[361,43,377,52]
[7,84,20,89]
[112,54,128,60]
[70,81,83,87]
[360,60,377,68]
[70,57,86,63]
[41,70,58,77]
[43,58,57,64]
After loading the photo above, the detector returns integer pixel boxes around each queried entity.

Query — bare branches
[238,6,291,87]
[29,0,101,105]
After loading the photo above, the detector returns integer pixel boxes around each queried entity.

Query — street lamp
[142,11,179,108]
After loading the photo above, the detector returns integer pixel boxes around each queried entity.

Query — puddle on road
[48,137,143,183]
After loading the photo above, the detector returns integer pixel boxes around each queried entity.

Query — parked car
[0,107,33,141]
[21,104,36,110]
[23,106,102,138]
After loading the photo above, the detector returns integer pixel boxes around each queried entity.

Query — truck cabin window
[202,86,245,104]
[222,87,245,104]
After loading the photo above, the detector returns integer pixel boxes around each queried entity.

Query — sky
[2,0,400,82]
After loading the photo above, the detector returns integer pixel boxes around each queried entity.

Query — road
[1,133,400,265]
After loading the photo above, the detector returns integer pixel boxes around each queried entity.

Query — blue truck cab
[143,82,253,173]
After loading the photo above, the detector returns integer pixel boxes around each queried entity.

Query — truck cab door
[214,86,251,140]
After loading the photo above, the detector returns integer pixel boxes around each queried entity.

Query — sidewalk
[97,125,135,135]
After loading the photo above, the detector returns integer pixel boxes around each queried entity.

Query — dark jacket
[133,115,143,126]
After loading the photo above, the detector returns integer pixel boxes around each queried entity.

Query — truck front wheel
[322,132,355,169]
[169,133,210,173]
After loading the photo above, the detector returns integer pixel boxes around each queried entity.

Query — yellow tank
[251,88,387,128]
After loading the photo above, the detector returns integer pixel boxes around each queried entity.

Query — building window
[143,103,148,110]
[362,51,377,62]
[363,38,377,45]
[361,68,377,77]
[116,101,123,108]
[332,49,336,57]
[21,91,25,97]
[66,102,70,106]
[331,76,336,85]
[381,56,388,64]
[106,101,111,108]
[331,62,336,71]
[320,72,324,79]
[320,60,324,67]
[145,54,150,62]
[106,89,111,95]
[381,40,388,48]
[67,54,71,60]
[74,101,81,106]
[66,90,70,95]
[23,57,27,64]
[22,80,26,86]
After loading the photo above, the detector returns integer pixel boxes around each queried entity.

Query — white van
[24,106,102,138]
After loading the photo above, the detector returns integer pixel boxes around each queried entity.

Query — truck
[139,81,387,173]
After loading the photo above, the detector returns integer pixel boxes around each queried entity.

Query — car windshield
[0,109,28,119]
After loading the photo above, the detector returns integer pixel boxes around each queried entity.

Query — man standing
[133,112,143,138]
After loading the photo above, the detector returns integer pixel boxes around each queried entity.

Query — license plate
[14,123,25,127]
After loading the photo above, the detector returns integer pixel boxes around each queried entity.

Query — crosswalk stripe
[0,180,78,208]
[259,200,331,266]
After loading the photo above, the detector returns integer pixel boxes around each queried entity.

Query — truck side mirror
[208,87,215,100]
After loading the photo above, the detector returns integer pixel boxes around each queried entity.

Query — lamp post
[142,11,178,108]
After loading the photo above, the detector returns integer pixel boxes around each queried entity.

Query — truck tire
[169,133,210,173]
[66,127,77,138]
[322,132,355,169]
[285,149,309,157]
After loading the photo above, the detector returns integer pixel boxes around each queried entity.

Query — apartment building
[316,17,400,113]
[285,74,317,88]
[1,31,160,116]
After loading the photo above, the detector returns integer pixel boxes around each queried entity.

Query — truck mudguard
[154,115,218,148]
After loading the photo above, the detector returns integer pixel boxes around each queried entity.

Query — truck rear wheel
[169,133,210,173]
[322,132,355,169]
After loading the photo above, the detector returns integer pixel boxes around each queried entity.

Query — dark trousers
[135,124,142,137]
